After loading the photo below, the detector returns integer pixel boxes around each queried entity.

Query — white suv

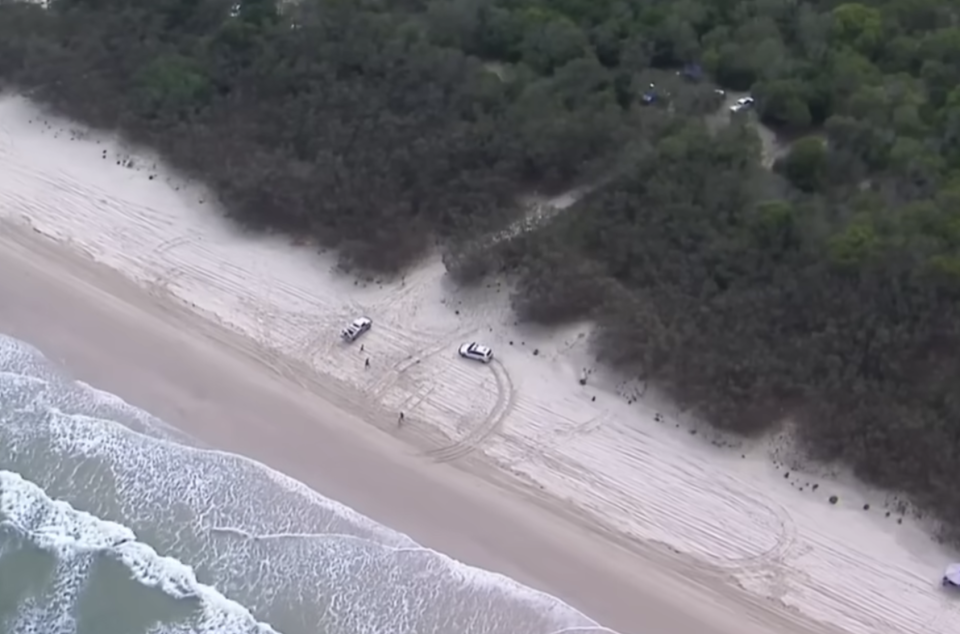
[341,317,372,342]
[458,342,493,363]
[729,96,754,113]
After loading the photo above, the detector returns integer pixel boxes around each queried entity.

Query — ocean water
[0,333,609,634]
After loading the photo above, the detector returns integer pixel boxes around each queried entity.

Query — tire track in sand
[368,326,473,399]
[424,359,517,464]
[715,501,799,569]
[145,235,195,296]
[707,500,801,604]
[142,251,318,397]
[526,412,800,579]
[925,598,960,634]
[395,383,441,421]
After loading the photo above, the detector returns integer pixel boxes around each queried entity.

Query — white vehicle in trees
[729,96,755,113]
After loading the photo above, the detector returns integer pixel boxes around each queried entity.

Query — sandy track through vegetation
[1,95,957,634]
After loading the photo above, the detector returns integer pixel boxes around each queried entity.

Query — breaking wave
[0,333,609,634]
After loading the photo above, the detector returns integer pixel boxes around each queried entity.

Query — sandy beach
[0,93,957,634]
[2,201,825,634]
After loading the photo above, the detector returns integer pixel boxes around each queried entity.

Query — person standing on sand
[398,412,404,426]
[365,358,370,369]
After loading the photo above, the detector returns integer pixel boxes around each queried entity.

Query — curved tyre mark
[709,501,798,570]
[153,235,192,257]
[368,327,471,397]
[425,360,517,464]
[143,239,191,299]
[146,268,184,299]
[373,264,442,315]
[523,413,605,465]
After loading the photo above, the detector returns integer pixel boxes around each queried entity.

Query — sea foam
[0,470,281,634]
[0,333,609,634]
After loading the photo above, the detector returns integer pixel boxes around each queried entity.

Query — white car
[944,563,960,588]
[341,317,372,342]
[458,342,493,363]
[729,96,754,113]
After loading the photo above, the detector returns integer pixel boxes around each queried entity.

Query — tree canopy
[3,0,960,539]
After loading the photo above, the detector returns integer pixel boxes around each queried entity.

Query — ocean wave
[0,470,280,634]
[0,333,609,633]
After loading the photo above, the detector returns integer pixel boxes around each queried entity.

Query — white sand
[1,94,958,633]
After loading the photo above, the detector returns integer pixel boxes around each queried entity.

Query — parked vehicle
[729,96,754,113]
[458,342,493,363]
[341,317,372,342]
[943,564,960,589]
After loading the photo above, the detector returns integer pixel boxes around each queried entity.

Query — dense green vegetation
[3,0,960,538]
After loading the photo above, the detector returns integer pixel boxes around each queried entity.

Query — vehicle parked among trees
[729,96,754,113]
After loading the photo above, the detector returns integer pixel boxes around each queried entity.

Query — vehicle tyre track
[424,359,516,464]
[926,598,960,634]
[368,326,472,398]
[373,259,443,315]
[398,383,438,414]
[709,501,798,570]
[153,235,192,257]
[515,411,610,466]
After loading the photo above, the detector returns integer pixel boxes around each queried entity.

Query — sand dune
[1,93,958,634]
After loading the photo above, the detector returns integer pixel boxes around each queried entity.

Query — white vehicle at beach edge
[341,316,372,342]
[458,342,493,363]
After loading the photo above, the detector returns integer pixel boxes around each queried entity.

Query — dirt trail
[708,91,790,168]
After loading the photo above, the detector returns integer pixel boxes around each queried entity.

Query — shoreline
[1,92,957,634]
[0,219,833,634]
